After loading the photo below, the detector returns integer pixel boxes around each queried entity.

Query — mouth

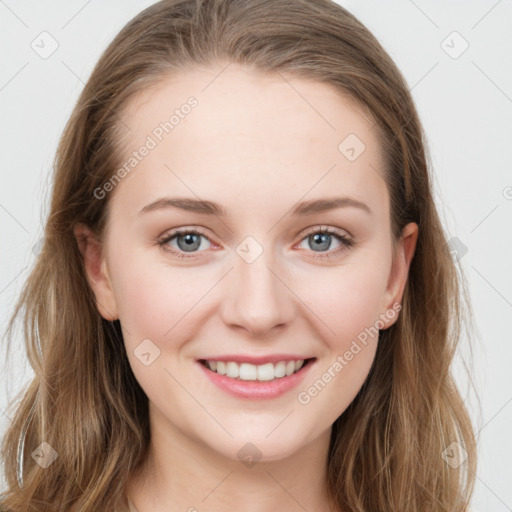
[196,356,317,400]
[198,357,317,382]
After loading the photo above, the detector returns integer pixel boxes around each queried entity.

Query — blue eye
[158,228,213,258]
[297,226,354,260]
[158,226,354,260]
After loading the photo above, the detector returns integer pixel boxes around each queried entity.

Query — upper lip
[198,354,316,365]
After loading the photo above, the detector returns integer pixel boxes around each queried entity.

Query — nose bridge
[221,235,296,335]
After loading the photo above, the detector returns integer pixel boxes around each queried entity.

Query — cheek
[294,264,387,421]
[112,242,391,342]
[110,256,213,398]
[295,259,391,342]
[110,250,216,344]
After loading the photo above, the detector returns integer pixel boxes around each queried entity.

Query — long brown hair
[1,0,478,510]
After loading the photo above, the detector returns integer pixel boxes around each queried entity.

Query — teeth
[226,362,239,379]
[205,359,306,381]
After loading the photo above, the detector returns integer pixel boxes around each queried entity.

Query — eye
[158,225,355,260]
[296,226,354,260]
[158,228,214,259]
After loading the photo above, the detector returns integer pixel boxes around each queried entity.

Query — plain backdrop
[0,1,511,510]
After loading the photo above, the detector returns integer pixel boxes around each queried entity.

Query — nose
[220,248,296,337]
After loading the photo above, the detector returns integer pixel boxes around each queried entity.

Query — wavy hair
[1,0,478,510]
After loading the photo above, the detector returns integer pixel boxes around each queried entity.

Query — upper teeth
[206,360,305,381]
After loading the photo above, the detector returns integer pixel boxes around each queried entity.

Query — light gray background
[0,1,511,510]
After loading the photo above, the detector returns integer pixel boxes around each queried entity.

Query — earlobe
[73,222,119,321]
[381,222,419,328]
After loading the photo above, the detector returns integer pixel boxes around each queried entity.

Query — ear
[380,222,418,329]
[74,222,119,321]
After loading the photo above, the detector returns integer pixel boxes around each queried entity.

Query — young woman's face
[85,63,416,462]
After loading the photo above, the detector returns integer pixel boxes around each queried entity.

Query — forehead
[110,63,388,223]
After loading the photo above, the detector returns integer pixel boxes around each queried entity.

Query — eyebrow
[292,197,372,216]
[139,196,372,217]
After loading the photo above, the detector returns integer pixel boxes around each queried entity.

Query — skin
[75,62,418,512]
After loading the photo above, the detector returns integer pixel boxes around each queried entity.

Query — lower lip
[196,359,316,400]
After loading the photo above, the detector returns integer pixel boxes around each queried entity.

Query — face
[77,62,417,463]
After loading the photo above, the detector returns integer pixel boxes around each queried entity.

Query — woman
[0,0,477,510]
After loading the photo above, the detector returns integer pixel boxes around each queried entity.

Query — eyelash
[157,226,355,261]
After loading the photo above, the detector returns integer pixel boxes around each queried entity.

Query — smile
[196,358,317,399]
[200,359,310,381]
